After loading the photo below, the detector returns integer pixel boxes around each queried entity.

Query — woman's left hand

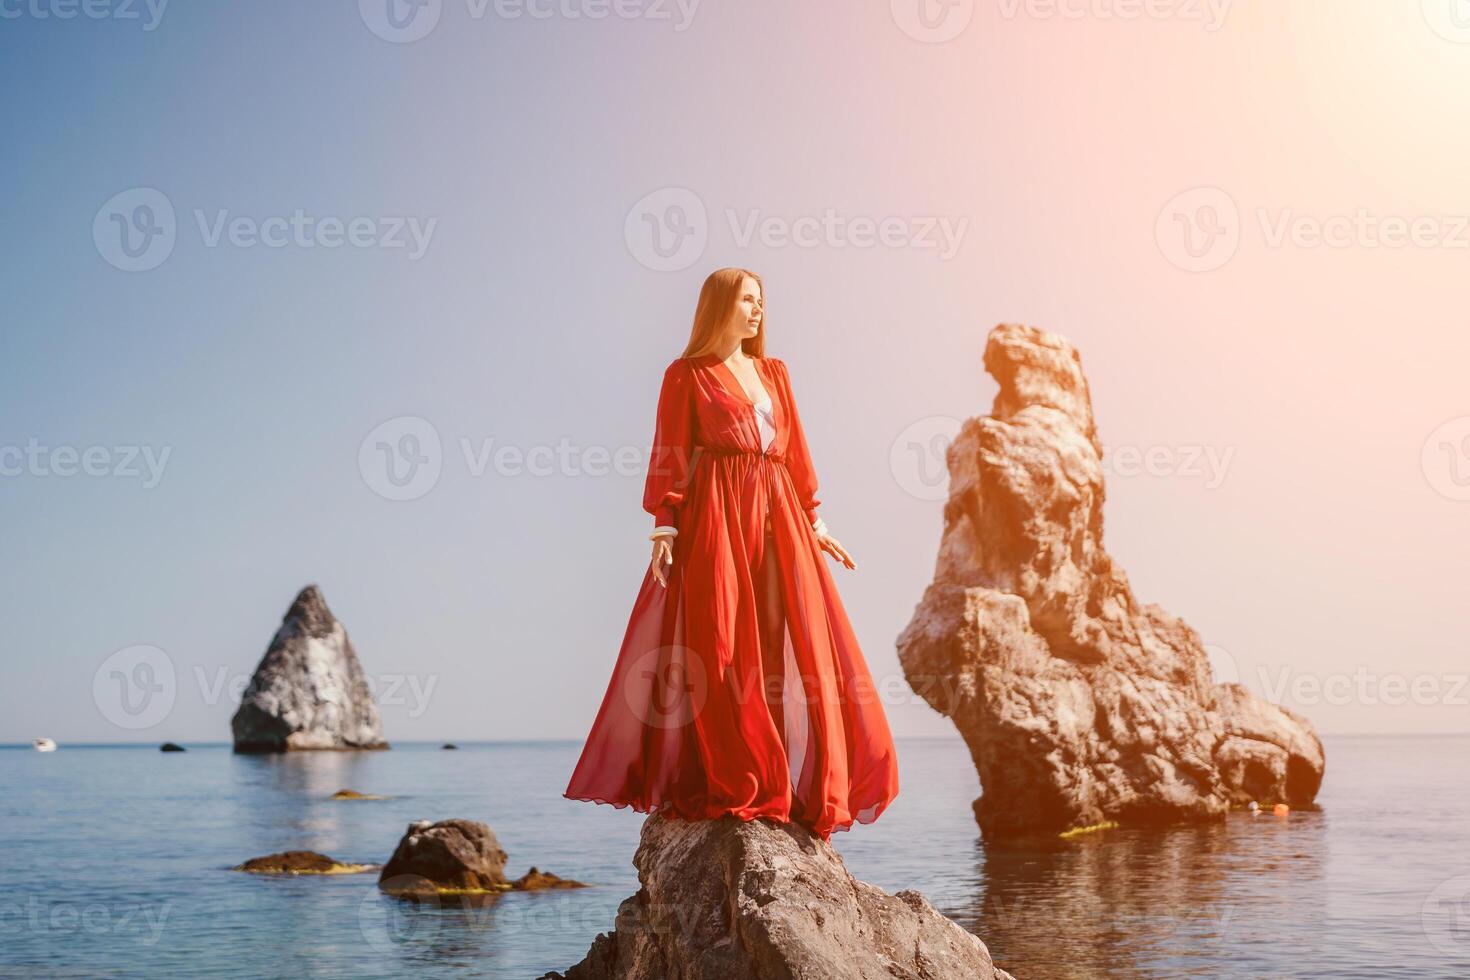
[817,531,856,570]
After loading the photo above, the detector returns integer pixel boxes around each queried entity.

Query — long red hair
[680,267,766,359]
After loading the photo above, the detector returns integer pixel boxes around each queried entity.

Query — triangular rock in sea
[231,585,389,753]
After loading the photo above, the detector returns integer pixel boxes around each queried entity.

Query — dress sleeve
[643,359,698,532]
[775,358,822,526]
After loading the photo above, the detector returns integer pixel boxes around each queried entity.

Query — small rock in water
[511,866,588,891]
[379,819,512,897]
[234,851,374,875]
[159,742,186,752]
[378,819,586,900]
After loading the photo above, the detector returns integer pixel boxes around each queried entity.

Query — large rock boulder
[231,585,388,753]
[540,812,1014,980]
[897,324,1324,839]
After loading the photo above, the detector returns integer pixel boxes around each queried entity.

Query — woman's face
[726,276,764,341]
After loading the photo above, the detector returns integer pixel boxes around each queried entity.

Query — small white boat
[32,737,57,752]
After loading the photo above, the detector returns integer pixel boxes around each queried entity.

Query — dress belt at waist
[701,446,786,461]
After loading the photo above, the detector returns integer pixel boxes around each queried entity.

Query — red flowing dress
[563,353,900,840]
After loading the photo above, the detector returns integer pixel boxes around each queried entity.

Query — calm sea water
[2,735,1466,979]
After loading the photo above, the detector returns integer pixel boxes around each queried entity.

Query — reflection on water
[965,815,1327,978]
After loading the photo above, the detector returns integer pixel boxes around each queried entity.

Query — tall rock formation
[897,324,1323,838]
[231,585,388,753]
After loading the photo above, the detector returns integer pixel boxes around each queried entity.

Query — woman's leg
[754,513,786,747]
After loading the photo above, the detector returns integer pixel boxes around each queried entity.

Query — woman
[563,268,899,841]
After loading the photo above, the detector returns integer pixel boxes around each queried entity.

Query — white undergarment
[754,396,776,451]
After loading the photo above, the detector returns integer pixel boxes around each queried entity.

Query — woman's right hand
[650,534,675,588]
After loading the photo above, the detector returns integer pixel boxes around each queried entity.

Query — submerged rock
[234,850,374,875]
[330,788,389,800]
[897,324,1325,839]
[159,742,185,752]
[231,585,388,753]
[540,812,1013,980]
[511,866,586,890]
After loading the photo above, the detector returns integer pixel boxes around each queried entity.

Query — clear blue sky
[6,1,1469,744]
